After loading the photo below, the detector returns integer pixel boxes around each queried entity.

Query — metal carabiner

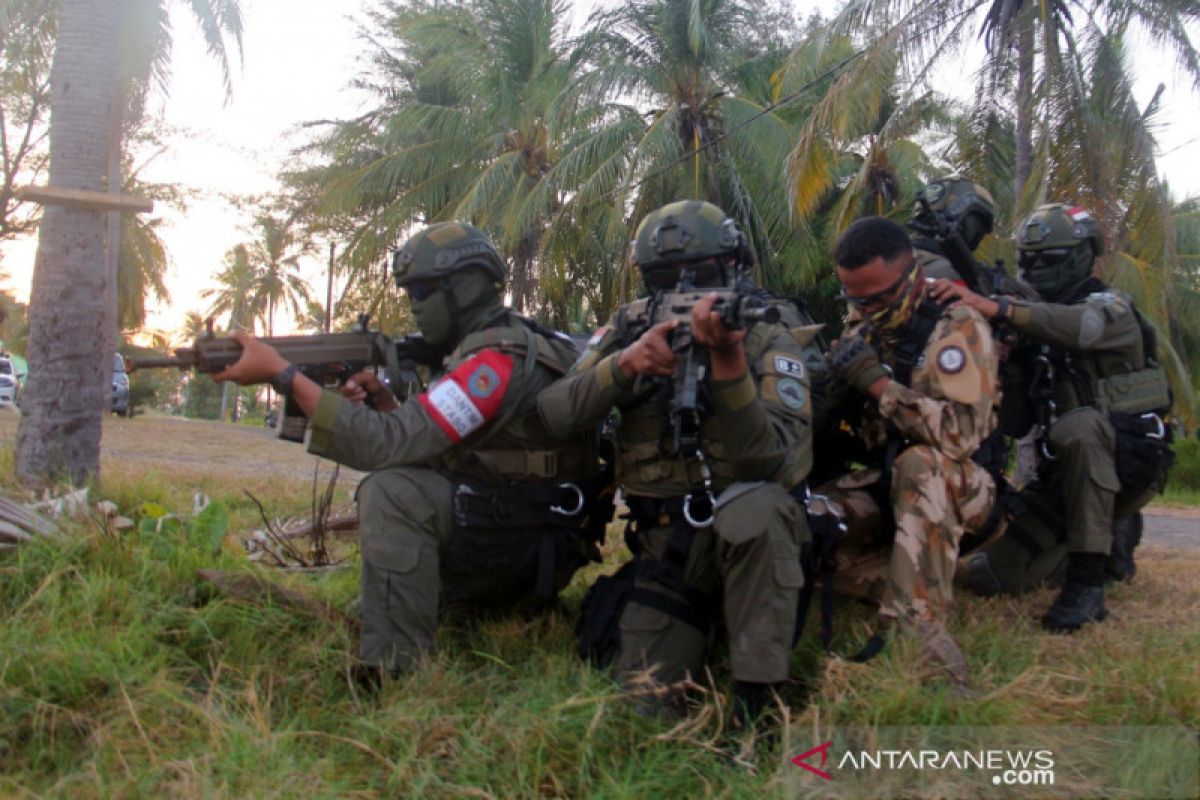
[550,482,585,517]
[683,492,715,528]
[1140,412,1166,440]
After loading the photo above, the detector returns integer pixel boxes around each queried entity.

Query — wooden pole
[325,241,335,333]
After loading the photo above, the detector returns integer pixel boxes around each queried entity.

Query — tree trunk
[104,90,122,373]
[1014,12,1035,212]
[16,0,121,486]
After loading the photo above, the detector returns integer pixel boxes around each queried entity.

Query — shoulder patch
[587,326,610,349]
[774,355,806,378]
[936,345,966,374]
[418,349,513,443]
[776,377,806,410]
[1079,304,1106,348]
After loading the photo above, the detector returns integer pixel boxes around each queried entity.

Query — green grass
[1,420,1198,796]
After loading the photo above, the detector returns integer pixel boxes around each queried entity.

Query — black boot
[1106,514,1143,583]
[731,681,776,728]
[1042,553,1109,632]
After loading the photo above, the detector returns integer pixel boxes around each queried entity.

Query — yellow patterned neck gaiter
[865,265,927,341]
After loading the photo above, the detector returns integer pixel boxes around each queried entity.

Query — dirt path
[1143,505,1200,550]
[0,408,364,486]
[0,407,1194,547]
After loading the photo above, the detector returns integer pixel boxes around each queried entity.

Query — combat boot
[731,681,780,729]
[1105,514,1143,583]
[1042,553,1108,632]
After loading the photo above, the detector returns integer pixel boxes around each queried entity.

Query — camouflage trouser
[818,444,995,625]
[1047,407,1118,555]
[615,482,807,687]
[355,466,548,673]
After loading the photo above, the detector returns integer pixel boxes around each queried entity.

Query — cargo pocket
[774,557,805,590]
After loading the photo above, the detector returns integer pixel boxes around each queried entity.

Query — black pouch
[1110,412,1174,498]
[576,560,639,668]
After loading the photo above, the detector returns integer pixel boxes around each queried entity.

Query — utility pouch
[1110,411,1175,500]
[1095,366,1172,415]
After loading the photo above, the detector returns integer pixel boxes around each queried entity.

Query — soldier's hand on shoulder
[929,279,1000,319]
[211,331,289,386]
[618,319,678,377]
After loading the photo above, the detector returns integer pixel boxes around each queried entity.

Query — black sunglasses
[403,278,441,302]
[840,259,916,310]
[1018,248,1074,270]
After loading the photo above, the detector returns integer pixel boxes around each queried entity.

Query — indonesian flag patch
[1067,206,1092,221]
[418,349,513,442]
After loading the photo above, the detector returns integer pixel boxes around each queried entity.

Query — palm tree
[16,0,242,484]
[304,0,583,312]
[570,0,805,302]
[242,210,313,337]
[201,243,257,332]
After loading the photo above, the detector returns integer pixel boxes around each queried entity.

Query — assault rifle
[128,317,441,443]
[624,275,780,457]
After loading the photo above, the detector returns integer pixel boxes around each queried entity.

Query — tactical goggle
[642,259,726,292]
[1018,247,1074,272]
[839,259,916,312]
[402,278,441,302]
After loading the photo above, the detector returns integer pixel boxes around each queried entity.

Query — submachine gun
[624,271,780,461]
[128,316,441,442]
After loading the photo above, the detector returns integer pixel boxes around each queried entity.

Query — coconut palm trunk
[1015,11,1035,206]
[16,0,121,485]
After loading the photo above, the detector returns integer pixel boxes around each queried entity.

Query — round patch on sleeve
[936,345,966,374]
[777,377,806,410]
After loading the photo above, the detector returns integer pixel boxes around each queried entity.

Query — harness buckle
[1140,412,1165,440]
[550,482,585,517]
[683,493,715,528]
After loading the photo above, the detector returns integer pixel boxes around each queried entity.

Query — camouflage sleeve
[709,324,814,488]
[307,348,525,471]
[878,307,999,462]
[537,319,632,438]
[1010,292,1141,353]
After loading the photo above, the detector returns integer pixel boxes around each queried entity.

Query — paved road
[1144,507,1199,550]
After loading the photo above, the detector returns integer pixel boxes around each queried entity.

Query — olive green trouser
[356,466,541,673]
[1048,407,1118,555]
[615,482,807,688]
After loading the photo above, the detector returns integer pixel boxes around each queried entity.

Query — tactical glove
[829,335,889,394]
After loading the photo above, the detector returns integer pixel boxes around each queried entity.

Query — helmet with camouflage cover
[391,221,506,288]
[632,200,752,289]
[908,175,996,250]
[1016,203,1102,301]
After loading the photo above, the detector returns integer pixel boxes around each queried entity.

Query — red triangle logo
[792,740,833,780]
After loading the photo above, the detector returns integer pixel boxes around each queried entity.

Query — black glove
[829,335,889,394]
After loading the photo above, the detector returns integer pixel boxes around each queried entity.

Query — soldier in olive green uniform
[213,223,604,675]
[820,217,1000,683]
[539,201,817,722]
[932,204,1173,631]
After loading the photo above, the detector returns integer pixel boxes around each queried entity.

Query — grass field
[1,410,1197,797]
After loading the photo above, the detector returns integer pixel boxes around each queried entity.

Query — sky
[1,0,1197,340]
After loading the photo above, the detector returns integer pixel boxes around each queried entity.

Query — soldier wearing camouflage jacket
[821,216,1000,684]
[539,201,818,724]
[213,223,604,677]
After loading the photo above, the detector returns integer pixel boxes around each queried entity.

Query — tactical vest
[611,295,824,497]
[1036,291,1172,419]
[439,312,598,482]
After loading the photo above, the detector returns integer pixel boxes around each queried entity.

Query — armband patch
[418,350,513,442]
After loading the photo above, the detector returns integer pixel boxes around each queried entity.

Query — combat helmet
[632,200,752,289]
[1016,203,1102,301]
[908,175,996,251]
[392,222,506,289]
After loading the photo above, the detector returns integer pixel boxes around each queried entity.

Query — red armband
[417,350,514,442]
